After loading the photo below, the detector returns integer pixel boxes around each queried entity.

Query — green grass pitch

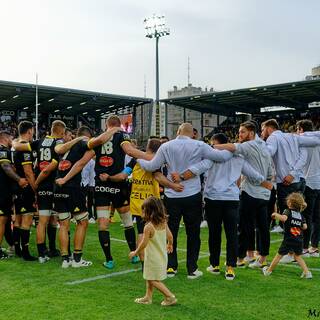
[0,222,319,320]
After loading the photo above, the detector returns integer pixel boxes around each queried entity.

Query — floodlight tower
[144,14,170,136]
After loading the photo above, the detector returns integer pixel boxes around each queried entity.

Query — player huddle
[0,115,181,270]
[0,115,320,286]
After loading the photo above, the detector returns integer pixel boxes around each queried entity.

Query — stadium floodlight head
[144,14,170,39]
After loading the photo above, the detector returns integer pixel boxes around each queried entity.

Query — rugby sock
[68,231,71,257]
[21,228,36,261]
[124,226,136,251]
[47,224,57,251]
[62,254,69,262]
[73,250,82,263]
[37,243,47,257]
[13,227,22,257]
[98,230,112,261]
[4,219,14,246]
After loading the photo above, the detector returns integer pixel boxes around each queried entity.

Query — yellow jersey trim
[21,161,32,166]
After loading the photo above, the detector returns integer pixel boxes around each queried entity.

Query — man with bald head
[137,123,233,279]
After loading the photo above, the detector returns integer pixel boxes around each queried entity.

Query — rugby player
[98,138,184,262]
[55,126,118,268]
[12,121,38,260]
[13,120,83,262]
[0,131,28,259]
[58,115,147,269]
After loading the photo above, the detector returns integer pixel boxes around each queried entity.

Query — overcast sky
[0,0,319,99]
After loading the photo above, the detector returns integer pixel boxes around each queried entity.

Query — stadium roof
[161,79,320,116]
[0,80,152,116]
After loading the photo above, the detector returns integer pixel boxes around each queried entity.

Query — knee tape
[74,212,89,222]
[58,212,71,221]
[120,212,133,228]
[97,209,110,219]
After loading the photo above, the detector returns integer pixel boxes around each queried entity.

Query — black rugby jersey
[29,136,61,187]
[283,209,306,241]
[56,140,89,187]
[13,141,34,179]
[0,144,13,197]
[91,131,131,178]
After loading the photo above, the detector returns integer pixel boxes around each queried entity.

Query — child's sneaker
[161,295,177,306]
[300,271,312,279]
[206,265,220,275]
[262,266,272,276]
[225,266,235,281]
[134,297,152,305]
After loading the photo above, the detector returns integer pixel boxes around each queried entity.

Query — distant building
[159,84,226,139]
[306,65,320,81]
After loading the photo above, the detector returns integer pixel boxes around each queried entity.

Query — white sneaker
[200,220,208,228]
[302,251,310,258]
[301,271,312,279]
[279,255,294,264]
[206,265,220,275]
[262,266,272,276]
[7,246,15,257]
[187,269,203,280]
[249,259,267,269]
[89,218,96,224]
[38,256,50,264]
[72,258,93,268]
[309,249,319,258]
[270,225,283,233]
[62,259,72,269]
[244,256,256,263]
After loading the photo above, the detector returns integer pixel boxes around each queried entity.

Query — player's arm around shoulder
[87,127,122,149]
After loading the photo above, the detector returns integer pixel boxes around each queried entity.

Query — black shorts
[53,185,87,215]
[278,239,303,256]
[133,215,145,234]
[0,195,13,217]
[94,181,130,209]
[14,186,37,215]
[37,185,54,214]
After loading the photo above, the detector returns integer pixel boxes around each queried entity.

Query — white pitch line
[66,237,288,285]
[65,254,209,285]
[278,263,320,272]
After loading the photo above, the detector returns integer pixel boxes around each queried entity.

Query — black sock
[20,228,34,259]
[62,254,69,262]
[37,243,47,257]
[73,250,82,263]
[47,224,57,251]
[4,219,14,246]
[68,231,71,257]
[98,230,112,261]
[124,226,136,251]
[13,227,22,256]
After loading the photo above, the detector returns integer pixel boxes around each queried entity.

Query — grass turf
[0,222,319,320]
